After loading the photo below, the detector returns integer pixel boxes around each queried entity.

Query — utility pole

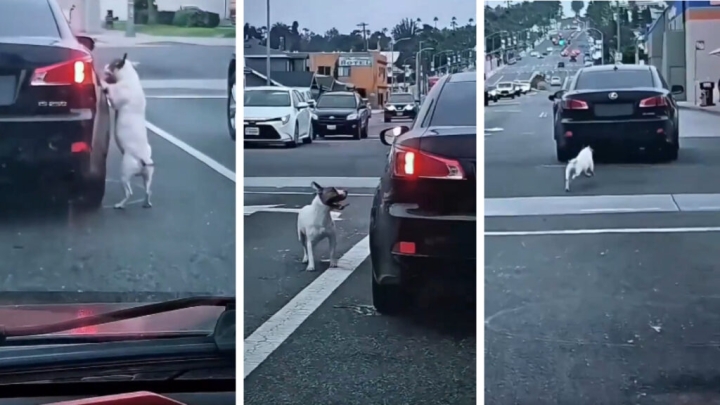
[266,0,271,85]
[616,1,621,62]
[126,0,135,37]
[357,22,369,51]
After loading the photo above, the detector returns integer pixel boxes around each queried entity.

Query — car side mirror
[379,126,409,146]
[297,102,309,109]
[76,35,95,51]
[671,85,684,95]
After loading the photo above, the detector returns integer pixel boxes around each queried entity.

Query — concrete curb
[679,104,720,116]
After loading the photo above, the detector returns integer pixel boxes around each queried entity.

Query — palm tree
[433,16,438,29]
[451,16,457,30]
[468,18,474,26]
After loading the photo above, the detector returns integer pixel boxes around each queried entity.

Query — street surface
[0,44,236,303]
[485,42,720,402]
[244,113,476,404]
[487,30,583,88]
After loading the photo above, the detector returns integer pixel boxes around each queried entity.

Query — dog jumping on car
[565,146,594,192]
[297,182,349,271]
[100,53,155,209]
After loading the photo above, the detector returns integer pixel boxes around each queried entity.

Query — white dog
[297,182,349,271]
[100,53,154,209]
[565,146,594,192]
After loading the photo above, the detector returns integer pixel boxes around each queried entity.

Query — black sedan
[370,72,476,314]
[383,92,418,122]
[227,54,236,141]
[549,64,683,162]
[0,0,111,209]
[311,91,370,139]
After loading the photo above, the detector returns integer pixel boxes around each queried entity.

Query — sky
[485,1,577,17]
[243,0,477,35]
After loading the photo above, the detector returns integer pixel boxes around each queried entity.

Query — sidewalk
[678,101,720,116]
[91,29,235,48]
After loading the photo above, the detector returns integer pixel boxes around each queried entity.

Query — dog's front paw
[301,255,308,264]
[329,260,338,268]
[305,265,316,272]
[142,202,152,208]
[113,203,125,209]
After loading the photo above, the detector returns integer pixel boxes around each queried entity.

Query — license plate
[396,112,404,116]
[0,76,17,106]
[594,103,633,117]
[245,127,260,136]
[327,125,336,130]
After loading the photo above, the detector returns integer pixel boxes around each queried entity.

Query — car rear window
[316,94,356,108]
[0,0,61,37]
[575,70,654,90]
[429,81,475,127]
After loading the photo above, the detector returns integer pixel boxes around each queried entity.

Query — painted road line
[244,236,370,378]
[141,79,226,91]
[538,112,549,118]
[244,177,379,188]
[485,193,720,217]
[486,227,720,237]
[146,121,235,182]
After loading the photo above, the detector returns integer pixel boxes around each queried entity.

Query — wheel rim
[229,82,236,131]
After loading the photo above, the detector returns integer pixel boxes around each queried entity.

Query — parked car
[485,86,499,105]
[227,54,236,141]
[514,80,531,94]
[0,0,111,209]
[549,64,683,162]
[371,72,476,314]
[550,76,563,86]
[311,91,370,139]
[494,82,517,99]
[243,87,313,147]
[383,92,418,122]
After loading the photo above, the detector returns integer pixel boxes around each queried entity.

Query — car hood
[314,108,355,116]
[0,302,224,335]
[244,106,293,120]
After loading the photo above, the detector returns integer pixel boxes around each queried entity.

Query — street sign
[696,40,705,50]
[614,52,623,62]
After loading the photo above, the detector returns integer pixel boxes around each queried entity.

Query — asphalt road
[0,44,236,303]
[244,113,477,404]
[485,65,720,403]
[487,30,584,87]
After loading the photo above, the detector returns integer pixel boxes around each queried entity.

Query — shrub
[134,9,148,24]
[173,8,208,27]
[157,11,175,25]
[206,12,220,28]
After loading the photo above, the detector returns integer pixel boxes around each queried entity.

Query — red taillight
[72,308,98,335]
[31,55,95,86]
[639,96,668,108]
[71,141,90,153]
[562,99,589,110]
[392,145,465,180]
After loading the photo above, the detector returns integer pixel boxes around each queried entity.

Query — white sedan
[243,86,313,147]
[550,77,562,86]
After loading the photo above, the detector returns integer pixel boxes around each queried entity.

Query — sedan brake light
[391,145,465,180]
[562,99,589,110]
[31,55,95,86]
[639,95,668,108]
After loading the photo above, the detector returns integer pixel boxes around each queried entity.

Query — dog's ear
[310,181,322,193]
[118,53,127,69]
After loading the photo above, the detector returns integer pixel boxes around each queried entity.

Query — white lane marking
[146,95,226,99]
[538,112,548,118]
[494,109,522,113]
[244,236,370,378]
[486,127,504,133]
[244,190,374,197]
[145,121,235,182]
[580,207,666,214]
[244,204,343,220]
[487,227,720,237]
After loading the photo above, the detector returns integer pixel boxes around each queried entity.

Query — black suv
[311,91,370,139]
[383,92,418,122]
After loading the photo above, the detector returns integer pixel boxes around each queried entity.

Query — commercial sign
[338,56,372,67]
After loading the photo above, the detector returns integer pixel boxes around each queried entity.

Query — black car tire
[361,122,368,139]
[74,177,106,211]
[302,123,313,144]
[353,124,361,140]
[556,141,573,162]
[227,71,236,141]
[384,117,391,123]
[286,124,299,148]
[372,275,409,315]
[510,94,515,99]
[485,98,489,106]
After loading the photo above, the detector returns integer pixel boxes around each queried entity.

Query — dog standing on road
[101,53,155,209]
[565,146,594,192]
[297,182,349,271]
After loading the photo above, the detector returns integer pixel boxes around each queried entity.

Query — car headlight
[281,114,291,125]
[404,105,414,110]
[386,105,396,111]
[311,114,318,120]
[347,113,358,120]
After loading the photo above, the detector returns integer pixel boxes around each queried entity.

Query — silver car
[550,76,562,86]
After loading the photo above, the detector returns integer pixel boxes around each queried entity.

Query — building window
[317,66,331,75]
[338,66,351,77]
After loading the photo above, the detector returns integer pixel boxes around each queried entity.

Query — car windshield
[429,80,475,127]
[497,83,513,88]
[388,94,414,103]
[316,94,357,108]
[0,0,236,338]
[244,90,292,107]
[575,69,654,89]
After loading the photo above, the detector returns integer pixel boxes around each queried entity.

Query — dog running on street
[101,53,155,209]
[297,182,349,271]
[565,146,594,192]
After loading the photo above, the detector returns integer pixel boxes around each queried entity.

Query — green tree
[571,1,585,16]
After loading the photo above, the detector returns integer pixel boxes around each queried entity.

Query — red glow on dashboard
[45,391,185,405]
[71,308,98,335]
